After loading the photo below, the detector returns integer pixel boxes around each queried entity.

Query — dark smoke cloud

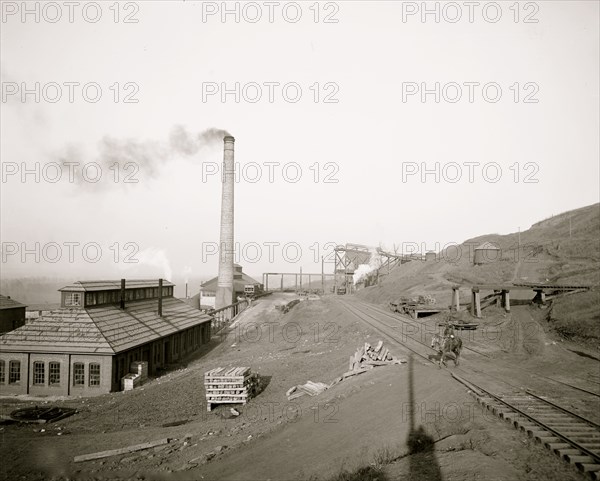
[57,126,230,186]
[169,125,231,156]
[98,136,169,178]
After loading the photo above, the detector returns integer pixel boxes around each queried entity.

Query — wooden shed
[473,242,501,265]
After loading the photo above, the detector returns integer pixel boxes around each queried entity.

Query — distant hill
[356,203,599,347]
[0,277,69,306]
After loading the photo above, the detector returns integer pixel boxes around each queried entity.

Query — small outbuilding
[473,242,501,265]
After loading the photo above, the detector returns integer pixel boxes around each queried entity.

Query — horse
[431,334,463,368]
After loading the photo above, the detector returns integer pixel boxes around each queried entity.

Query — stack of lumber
[347,340,405,372]
[204,367,257,412]
[286,381,329,400]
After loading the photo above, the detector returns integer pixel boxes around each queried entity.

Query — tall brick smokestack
[215,135,235,309]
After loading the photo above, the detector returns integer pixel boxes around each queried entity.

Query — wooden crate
[204,367,257,411]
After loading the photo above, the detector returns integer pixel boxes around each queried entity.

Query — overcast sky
[1,0,598,285]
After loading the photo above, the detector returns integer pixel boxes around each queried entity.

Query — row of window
[0,360,21,384]
[0,360,100,387]
[64,287,174,307]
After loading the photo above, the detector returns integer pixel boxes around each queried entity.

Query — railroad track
[341,298,600,399]
[338,299,434,362]
[355,300,491,358]
[338,297,600,476]
[453,373,600,479]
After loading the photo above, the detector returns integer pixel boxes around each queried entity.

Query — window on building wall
[86,293,97,306]
[0,360,5,384]
[89,363,101,386]
[49,362,60,385]
[9,361,20,383]
[65,293,82,307]
[73,362,85,386]
[33,361,45,385]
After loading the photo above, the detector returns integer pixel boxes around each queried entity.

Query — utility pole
[321,256,324,293]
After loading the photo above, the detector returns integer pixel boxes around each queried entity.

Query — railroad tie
[454,377,600,481]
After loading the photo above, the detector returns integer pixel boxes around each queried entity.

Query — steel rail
[350,299,600,398]
[357,300,491,358]
[338,300,433,363]
[452,373,600,464]
[525,390,600,430]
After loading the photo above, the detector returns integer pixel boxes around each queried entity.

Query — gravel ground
[0,293,596,481]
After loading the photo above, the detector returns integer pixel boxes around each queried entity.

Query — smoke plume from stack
[55,125,230,184]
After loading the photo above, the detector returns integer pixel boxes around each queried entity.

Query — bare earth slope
[356,203,600,350]
[0,294,593,481]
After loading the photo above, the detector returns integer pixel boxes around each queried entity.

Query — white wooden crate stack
[204,367,257,412]
[121,361,148,391]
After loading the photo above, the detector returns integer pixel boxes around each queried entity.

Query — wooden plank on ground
[74,438,172,463]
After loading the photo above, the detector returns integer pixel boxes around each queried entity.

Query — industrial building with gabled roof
[0,279,211,397]
[198,264,261,309]
[0,294,27,335]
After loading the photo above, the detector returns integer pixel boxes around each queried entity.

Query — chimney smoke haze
[54,126,230,185]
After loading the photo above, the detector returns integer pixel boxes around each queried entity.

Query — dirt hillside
[356,203,600,349]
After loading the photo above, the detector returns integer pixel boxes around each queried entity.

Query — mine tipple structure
[334,244,371,295]
[0,279,211,397]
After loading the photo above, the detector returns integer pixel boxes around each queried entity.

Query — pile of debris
[286,340,405,400]
[418,294,436,305]
[276,299,300,314]
[347,340,405,372]
[285,381,329,401]
[5,406,77,424]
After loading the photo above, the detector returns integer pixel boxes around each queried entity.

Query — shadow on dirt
[254,375,272,396]
[406,355,443,481]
